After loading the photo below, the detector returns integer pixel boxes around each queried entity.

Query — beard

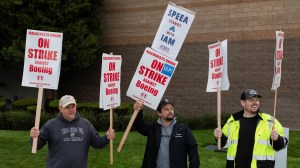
[166,115,174,121]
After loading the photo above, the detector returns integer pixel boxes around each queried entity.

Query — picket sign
[22,29,63,154]
[206,40,229,150]
[271,31,284,146]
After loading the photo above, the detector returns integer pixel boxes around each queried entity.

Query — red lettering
[136,80,158,96]
[27,48,58,60]
[106,88,118,95]
[212,72,222,79]
[103,72,120,82]
[210,57,223,68]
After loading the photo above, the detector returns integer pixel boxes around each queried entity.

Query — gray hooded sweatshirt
[30,112,109,168]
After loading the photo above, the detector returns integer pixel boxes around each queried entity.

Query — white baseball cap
[59,95,77,107]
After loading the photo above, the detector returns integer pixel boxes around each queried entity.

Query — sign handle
[108,52,114,164]
[32,87,44,154]
[217,88,221,150]
[272,89,278,146]
[117,109,139,152]
[109,108,113,164]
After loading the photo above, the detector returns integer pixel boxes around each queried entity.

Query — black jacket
[133,111,200,168]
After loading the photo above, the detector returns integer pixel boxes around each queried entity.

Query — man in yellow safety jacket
[214,89,288,168]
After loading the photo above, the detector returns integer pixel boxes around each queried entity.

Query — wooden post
[117,110,139,152]
[272,89,278,146]
[217,88,221,150]
[32,88,43,154]
[109,52,114,164]
[109,108,113,164]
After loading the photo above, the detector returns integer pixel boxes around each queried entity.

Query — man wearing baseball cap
[133,99,200,168]
[214,89,288,168]
[30,95,115,168]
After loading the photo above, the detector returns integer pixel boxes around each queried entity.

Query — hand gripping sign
[206,39,229,150]
[117,47,178,152]
[151,2,195,60]
[21,29,63,154]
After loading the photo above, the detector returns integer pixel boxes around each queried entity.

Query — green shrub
[48,99,59,113]
[10,111,34,130]
[143,112,157,123]
[27,106,37,113]
[114,114,131,131]
[12,98,37,110]
[78,102,103,114]
[79,110,99,130]
[114,103,133,116]
[40,112,55,126]
[99,112,110,131]
[0,112,12,129]
[0,98,5,110]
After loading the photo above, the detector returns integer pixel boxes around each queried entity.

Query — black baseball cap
[241,89,262,100]
[156,98,173,112]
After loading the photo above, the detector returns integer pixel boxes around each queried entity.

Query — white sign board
[206,39,230,92]
[100,53,122,110]
[22,29,63,89]
[126,47,178,110]
[151,2,195,60]
[271,31,284,90]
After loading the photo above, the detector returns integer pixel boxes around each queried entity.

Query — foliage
[0,98,5,110]
[10,111,34,130]
[12,98,37,110]
[0,111,53,130]
[0,112,12,129]
[0,0,103,70]
[78,102,103,114]
[26,105,37,113]
[48,99,59,113]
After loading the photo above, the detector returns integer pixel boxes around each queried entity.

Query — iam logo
[169,26,175,32]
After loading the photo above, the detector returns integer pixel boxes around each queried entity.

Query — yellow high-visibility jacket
[221,110,288,168]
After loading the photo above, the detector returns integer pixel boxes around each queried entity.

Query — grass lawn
[0,129,299,167]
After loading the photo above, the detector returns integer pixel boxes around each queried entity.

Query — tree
[0,0,103,70]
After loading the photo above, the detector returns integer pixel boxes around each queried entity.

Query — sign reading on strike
[100,53,122,110]
[22,29,63,89]
[272,31,284,90]
[206,39,230,92]
[126,47,178,110]
[151,2,195,60]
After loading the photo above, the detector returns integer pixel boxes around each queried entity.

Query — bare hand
[214,128,222,138]
[270,130,279,141]
[106,129,115,140]
[133,101,143,112]
[30,127,40,138]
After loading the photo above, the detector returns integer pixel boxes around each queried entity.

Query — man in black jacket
[133,98,200,168]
